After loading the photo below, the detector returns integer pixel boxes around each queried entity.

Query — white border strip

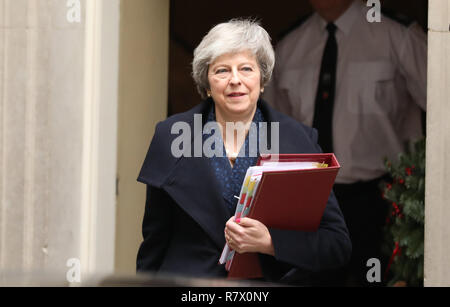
[81,0,118,276]
[81,0,102,275]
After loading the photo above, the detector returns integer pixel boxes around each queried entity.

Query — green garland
[381,138,425,287]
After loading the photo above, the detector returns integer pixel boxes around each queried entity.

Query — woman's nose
[229,70,241,85]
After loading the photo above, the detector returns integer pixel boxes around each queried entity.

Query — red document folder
[227,153,341,279]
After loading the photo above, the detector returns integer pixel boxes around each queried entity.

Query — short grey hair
[192,19,275,99]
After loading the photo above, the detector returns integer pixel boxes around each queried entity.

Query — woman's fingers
[225,217,273,254]
[236,217,255,226]
[225,217,269,253]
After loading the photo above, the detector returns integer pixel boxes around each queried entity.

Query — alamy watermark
[66,0,81,23]
[170,115,279,158]
[366,258,381,283]
[66,1,380,25]
[66,258,81,283]
[366,0,381,23]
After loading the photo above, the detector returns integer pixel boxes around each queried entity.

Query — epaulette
[277,13,314,41]
[381,8,414,27]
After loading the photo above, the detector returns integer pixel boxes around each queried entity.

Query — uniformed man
[264,0,427,286]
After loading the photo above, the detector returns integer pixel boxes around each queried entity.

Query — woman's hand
[224,217,275,256]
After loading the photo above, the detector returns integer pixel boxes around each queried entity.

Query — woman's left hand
[224,217,275,256]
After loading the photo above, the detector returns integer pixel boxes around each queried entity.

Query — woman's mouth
[228,92,246,97]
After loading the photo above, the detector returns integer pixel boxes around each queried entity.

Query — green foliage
[381,138,425,287]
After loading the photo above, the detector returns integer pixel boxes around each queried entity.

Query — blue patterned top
[203,104,266,214]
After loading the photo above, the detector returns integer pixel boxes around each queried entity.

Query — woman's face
[208,50,261,121]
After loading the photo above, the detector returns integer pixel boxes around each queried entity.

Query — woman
[136,19,351,285]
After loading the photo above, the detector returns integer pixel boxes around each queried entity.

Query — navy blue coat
[136,99,351,285]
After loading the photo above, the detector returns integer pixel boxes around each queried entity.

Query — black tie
[313,23,337,153]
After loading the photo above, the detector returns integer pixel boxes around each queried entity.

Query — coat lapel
[162,154,230,250]
[159,100,230,250]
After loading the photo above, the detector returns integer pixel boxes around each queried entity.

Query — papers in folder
[218,153,341,279]
[219,159,329,268]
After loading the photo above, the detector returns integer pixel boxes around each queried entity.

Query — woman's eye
[216,69,228,74]
[242,67,253,72]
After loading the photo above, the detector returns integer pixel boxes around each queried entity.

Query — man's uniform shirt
[264,0,427,183]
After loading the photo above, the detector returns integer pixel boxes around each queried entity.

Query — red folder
[227,153,341,279]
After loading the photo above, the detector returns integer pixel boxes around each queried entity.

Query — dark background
[168,0,428,116]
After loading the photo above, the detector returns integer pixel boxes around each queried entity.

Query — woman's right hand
[224,216,275,256]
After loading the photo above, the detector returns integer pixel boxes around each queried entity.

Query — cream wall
[115,0,170,273]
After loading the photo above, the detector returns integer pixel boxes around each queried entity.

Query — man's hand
[224,217,275,256]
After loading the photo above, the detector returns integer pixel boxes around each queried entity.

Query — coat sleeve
[258,127,352,283]
[260,190,351,275]
[136,185,173,272]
